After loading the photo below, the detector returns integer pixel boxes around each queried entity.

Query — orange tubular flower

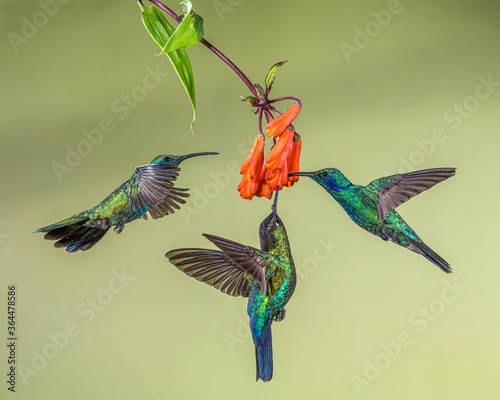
[256,168,273,199]
[237,135,265,200]
[264,128,295,191]
[266,128,294,170]
[238,103,302,200]
[265,103,301,138]
[285,133,301,187]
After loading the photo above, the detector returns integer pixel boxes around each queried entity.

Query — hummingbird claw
[273,308,286,322]
[113,223,125,234]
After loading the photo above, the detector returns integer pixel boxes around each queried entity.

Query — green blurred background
[1,0,499,398]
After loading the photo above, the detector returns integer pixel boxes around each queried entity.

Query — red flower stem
[263,108,274,124]
[147,0,260,99]
[269,97,302,107]
[257,107,264,136]
[199,38,260,99]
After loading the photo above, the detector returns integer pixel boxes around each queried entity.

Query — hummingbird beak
[272,188,279,213]
[288,171,314,178]
[178,152,219,164]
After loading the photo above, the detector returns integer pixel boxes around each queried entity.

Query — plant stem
[147,0,259,98]
[200,38,259,98]
[148,0,180,22]
[257,107,264,136]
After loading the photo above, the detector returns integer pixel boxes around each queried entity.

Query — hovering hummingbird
[35,152,218,252]
[166,190,296,382]
[290,168,455,273]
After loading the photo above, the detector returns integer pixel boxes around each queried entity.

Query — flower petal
[254,165,272,198]
[256,182,273,199]
[237,175,254,199]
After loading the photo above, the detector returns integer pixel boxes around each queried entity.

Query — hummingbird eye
[321,171,329,178]
[275,217,282,226]
[163,156,172,163]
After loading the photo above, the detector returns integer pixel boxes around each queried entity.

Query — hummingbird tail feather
[409,239,452,274]
[55,226,110,252]
[41,224,83,240]
[34,212,89,233]
[35,213,109,252]
[255,318,273,382]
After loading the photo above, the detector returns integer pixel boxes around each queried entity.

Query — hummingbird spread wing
[165,248,253,297]
[363,168,456,222]
[126,165,190,219]
[202,234,271,295]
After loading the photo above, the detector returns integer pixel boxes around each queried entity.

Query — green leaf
[241,95,258,106]
[140,5,197,132]
[254,83,265,99]
[160,1,204,55]
[265,60,288,92]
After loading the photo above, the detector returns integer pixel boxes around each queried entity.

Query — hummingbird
[35,152,218,252]
[165,190,296,382]
[290,168,456,273]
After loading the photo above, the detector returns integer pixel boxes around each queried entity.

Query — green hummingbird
[165,190,296,382]
[290,168,455,273]
[35,152,218,252]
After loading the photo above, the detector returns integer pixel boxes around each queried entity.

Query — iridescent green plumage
[35,152,218,252]
[165,190,296,382]
[290,167,455,273]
